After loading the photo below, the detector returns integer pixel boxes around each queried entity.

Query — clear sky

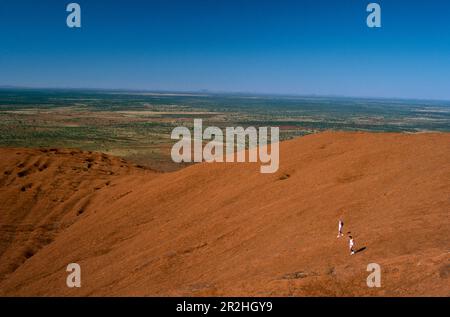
[1,0,450,100]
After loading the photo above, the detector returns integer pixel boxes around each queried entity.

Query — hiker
[337,219,344,238]
[349,235,355,255]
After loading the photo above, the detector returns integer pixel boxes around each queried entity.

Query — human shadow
[354,247,367,254]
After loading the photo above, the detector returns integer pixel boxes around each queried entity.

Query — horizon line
[1,84,450,104]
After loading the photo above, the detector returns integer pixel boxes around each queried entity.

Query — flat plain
[1,89,449,171]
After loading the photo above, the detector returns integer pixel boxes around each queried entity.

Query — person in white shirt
[337,219,344,238]
[349,235,355,255]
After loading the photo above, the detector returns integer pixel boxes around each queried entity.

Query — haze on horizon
[1,0,450,100]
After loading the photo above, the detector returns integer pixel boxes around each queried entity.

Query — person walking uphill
[337,219,344,238]
[348,235,355,255]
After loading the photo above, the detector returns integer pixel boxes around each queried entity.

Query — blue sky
[0,0,450,100]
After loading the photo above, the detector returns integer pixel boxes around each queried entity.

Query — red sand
[0,132,449,296]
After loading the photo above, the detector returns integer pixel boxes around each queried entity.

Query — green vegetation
[1,88,449,170]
